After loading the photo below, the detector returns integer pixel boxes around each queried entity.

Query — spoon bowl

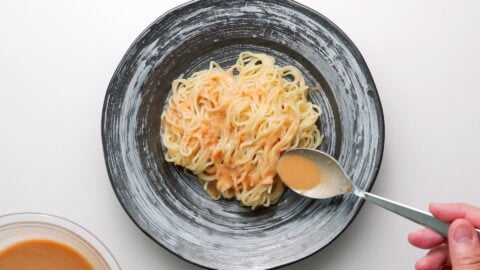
[279,148,354,199]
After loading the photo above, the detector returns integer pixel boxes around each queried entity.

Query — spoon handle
[361,191,469,237]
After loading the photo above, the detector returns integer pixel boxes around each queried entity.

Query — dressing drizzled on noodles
[161,52,322,209]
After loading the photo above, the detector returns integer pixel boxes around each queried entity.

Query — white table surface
[1,0,479,269]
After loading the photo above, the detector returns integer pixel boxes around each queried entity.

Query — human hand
[408,203,480,270]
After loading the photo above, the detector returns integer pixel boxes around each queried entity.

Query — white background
[1,0,479,269]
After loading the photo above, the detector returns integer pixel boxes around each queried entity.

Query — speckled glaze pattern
[102,0,385,269]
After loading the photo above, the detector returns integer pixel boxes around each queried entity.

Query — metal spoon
[278,148,480,237]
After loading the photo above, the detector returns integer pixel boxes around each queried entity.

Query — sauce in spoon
[276,150,353,199]
[276,154,323,190]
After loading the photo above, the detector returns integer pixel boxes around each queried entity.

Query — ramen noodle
[161,52,322,209]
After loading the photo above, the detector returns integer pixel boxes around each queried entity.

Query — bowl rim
[101,0,385,269]
[0,212,121,270]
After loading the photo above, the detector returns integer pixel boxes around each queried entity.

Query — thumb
[449,219,480,270]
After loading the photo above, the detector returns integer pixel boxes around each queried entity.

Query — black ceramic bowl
[102,0,384,269]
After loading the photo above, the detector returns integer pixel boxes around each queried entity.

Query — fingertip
[408,228,445,249]
[447,219,480,269]
[415,245,449,270]
[448,218,477,244]
[429,202,446,213]
[408,230,418,245]
[429,203,465,222]
[415,255,439,270]
[408,229,426,246]
[415,257,431,270]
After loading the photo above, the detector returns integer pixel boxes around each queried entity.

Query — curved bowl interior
[102,0,384,269]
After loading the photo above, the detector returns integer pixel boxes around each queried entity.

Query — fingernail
[453,224,473,243]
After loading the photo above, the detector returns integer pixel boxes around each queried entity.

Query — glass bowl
[0,212,120,269]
